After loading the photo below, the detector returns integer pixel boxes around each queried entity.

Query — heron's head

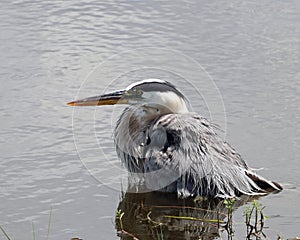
[68,79,189,114]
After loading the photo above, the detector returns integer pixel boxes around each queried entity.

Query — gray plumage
[68,79,282,198]
[115,107,281,198]
[113,80,282,198]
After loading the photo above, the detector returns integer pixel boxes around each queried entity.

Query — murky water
[1,0,299,239]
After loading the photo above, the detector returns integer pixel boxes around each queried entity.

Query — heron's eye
[126,88,143,97]
[136,89,143,96]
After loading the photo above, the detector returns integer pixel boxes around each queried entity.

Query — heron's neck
[116,106,162,141]
[114,108,146,173]
[146,91,189,114]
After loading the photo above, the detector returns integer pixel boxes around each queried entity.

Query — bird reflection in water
[115,190,263,240]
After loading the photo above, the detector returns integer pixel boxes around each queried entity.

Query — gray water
[1,0,299,239]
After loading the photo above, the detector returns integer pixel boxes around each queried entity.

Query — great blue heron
[68,79,282,198]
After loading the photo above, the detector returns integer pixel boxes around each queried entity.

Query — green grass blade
[46,206,53,240]
[32,222,36,240]
[0,225,12,240]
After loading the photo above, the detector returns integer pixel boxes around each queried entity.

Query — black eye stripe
[131,82,185,100]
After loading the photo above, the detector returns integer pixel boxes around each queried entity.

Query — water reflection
[115,188,261,240]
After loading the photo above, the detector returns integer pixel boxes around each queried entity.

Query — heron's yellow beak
[67,90,128,106]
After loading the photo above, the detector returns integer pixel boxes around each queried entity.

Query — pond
[1,0,299,239]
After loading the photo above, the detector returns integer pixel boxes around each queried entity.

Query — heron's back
[115,110,282,198]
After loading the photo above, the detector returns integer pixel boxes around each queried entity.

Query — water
[0,0,299,239]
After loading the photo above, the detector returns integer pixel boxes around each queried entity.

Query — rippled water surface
[1,0,299,239]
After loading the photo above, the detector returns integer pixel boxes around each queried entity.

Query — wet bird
[68,79,282,198]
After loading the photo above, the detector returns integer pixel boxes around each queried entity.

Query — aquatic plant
[223,198,236,238]
[244,200,268,239]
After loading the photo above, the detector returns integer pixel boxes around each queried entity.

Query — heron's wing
[143,113,281,198]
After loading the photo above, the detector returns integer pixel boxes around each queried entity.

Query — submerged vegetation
[244,200,268,239]
[115,193,297,240]
[0,199,298,240]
